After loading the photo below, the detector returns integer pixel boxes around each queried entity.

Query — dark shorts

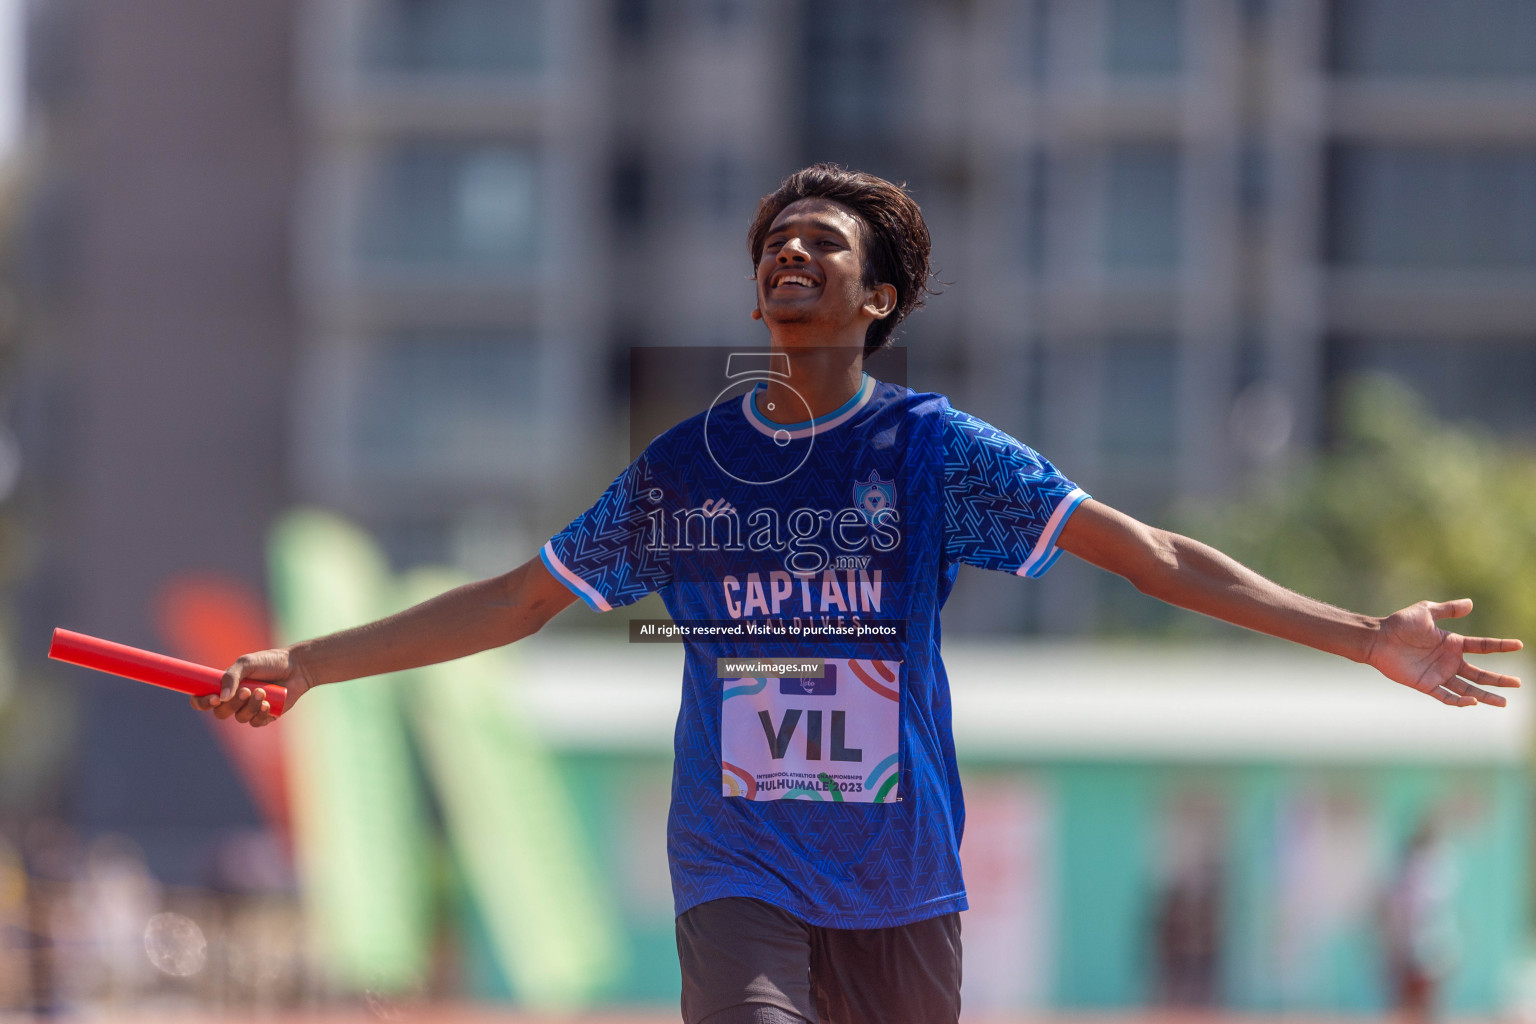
[676,897,962,1024]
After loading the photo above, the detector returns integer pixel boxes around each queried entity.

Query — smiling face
[753,198,896,350]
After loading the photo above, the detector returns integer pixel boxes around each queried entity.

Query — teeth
[777,275,816,288]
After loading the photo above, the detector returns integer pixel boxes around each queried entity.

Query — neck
[756,344,865,424]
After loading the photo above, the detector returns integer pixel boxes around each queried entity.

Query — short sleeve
[942,408,1089,578]
[541,453,673,611]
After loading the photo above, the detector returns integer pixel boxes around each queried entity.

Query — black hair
[748,164,934,354]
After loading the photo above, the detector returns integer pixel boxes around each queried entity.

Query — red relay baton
[48,627,288,717]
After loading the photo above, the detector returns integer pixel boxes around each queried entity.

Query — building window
[364,0,543,76]
[1029,0,1052,87]
[1106,144,1182,270]
[351,333,541,477]
[613,0,649,41]
[1326,336,1536,441]
[1329,0,1536,77]
[698,151,743,221]
[802,1,901,158]
[611,151,649,227]
[1327,145,1536,268]
[1007,0,1052,87]
[372,516,455,572]
[1105,0,1183,79]
[1103,336,1179,464]
[1019,148,1051,274]
[694,0,746,32]
[1237,138,1269,216]
[358,143,539,268]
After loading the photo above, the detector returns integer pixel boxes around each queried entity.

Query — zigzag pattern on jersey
[658,401,913,587]
[548,383,1076,928]
[548,451,673,607]
[663,389,972,928]
[669,720,970,928]
[940,407,1081,574]
[697,401,819,492]
[685,411,889,504]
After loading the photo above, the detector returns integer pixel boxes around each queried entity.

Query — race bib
[720,658,901,803]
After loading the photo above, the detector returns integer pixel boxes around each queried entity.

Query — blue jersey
[541,376,1087,928]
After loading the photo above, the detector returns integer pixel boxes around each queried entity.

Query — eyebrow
[765,217,853,239]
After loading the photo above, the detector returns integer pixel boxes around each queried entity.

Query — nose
[776,237,809,264]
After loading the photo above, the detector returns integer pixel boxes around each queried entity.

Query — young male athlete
[197,165,1522,1024]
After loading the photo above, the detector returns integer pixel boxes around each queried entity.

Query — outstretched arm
[191,555,578,726]
[1055,499,1523,706]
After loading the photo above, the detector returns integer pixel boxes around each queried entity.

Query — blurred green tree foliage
[1178,375,1536,643]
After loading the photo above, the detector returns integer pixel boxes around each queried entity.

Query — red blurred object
[156,574,293,843]
[48,626,289,715]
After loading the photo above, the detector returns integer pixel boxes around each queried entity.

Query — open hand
[189,648,315,727]
[1366,599,1522,707]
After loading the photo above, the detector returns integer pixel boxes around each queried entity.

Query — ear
[750,307,763,321]
[862,283,898,320]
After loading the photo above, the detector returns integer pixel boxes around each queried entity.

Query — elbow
[519,600,559,641]
[1127,530,1184,599]
[499,560,578,643]
[491,569,551,645]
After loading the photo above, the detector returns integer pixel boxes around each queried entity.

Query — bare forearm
[291,561,560,686]
[1131,530,1379,662]
[1058,501,1381,661]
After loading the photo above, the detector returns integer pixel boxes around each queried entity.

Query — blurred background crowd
[0,0,1533,1019]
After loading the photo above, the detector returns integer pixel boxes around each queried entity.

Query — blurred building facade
[278,0,1536,634]
[10,0,1536,906]
[14,0,302,880]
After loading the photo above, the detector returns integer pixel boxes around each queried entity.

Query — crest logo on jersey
[853,473,896,524]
